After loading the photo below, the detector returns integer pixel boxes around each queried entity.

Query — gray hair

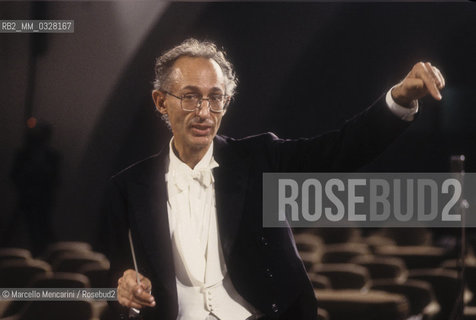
[153,38,238,97]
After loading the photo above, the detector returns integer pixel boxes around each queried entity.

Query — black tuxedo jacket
[106,96,411,319]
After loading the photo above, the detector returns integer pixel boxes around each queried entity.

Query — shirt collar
[168,138,219,174]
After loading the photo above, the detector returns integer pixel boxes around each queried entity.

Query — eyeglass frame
[161,90,230,113]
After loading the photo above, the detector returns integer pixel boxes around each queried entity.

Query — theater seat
[377,228,433,246]
[466,265,476,306]
[42,242,92,264]
[294,233,323,253]
[351,255,407,281]
[0,259,51,288]
[317,308,329,320]
[321,243,370,264]
[78,262,109,288]
[363,234,396,253]
[31,272,90,288]
[375,245,449,269]
[52,251,109,273]
[314,289,409,320]
[409,268,460,320]
[464,306,476,320]
[371,279,439,319]
[0,248,32,262]
[309,274,331,289]
[299,251,321,272]
[441,259,476,305]
[312,264,369,290]
[312,228,361,244]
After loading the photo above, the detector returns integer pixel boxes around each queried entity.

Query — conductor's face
[153,56,226,159]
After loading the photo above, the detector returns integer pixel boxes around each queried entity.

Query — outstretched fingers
[415,62,442,100]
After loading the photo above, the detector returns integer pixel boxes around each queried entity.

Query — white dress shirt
[165,140,257,320]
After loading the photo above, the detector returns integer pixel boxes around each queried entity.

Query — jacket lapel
[128,152,177,299]
[213,136,249,258]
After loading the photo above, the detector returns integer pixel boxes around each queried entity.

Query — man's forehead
[168,56,225,92]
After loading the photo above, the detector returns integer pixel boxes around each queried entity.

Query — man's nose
[196,100,211,117]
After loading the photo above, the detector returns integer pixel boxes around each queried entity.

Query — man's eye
[209,95,223,102]
[183,94,199,101]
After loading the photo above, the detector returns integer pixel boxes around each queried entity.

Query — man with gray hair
[152,39,238,129]
[107,38,445,319]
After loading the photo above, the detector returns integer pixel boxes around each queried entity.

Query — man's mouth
[190,124,212,136]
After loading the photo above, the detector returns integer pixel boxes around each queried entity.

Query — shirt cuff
[385,86,419,122]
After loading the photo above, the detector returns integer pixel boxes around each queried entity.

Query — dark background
[1,2,475,252]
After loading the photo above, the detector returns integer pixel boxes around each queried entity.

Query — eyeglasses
[162,90,229,113]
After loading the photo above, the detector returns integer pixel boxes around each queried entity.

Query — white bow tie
[169,168,215,192]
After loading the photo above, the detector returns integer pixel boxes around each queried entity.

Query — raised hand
[392,62,445,107]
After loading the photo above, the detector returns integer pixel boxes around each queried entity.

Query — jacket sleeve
[268,94,412,172]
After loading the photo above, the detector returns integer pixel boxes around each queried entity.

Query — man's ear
[152,90,167,114]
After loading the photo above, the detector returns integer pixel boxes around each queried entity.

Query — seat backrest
[0,259,52,287]
[309,273,331,289]
[371,279,437,316]
[321,243,370,264]
[312,263,369,290]
[78,262,109,288]
[314,289,409,320]
[379,228,433,246]
[52,251,109,272]
[351,255,407,281]
[409,268,459,319]
[375,245,449,269]
[312,228,361,244]
[0,248,32,262]
[30,272,91,288]
[294,233,323,253]
[42,242,92,264]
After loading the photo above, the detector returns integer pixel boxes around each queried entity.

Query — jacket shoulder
[216,132,279,149]
[110,152,163,185]
[214,133,280,169]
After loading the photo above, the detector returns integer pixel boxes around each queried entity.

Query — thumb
[140,278,152,292]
